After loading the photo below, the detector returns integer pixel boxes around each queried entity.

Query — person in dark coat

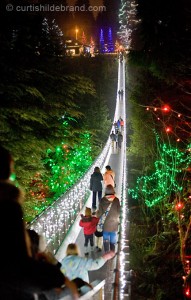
[90,166,103,210]
[117,131,123,149]
[96,185,120,253]
[0,145,79,299]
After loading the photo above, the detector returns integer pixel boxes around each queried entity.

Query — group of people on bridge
[86,165,120,252]
[0,145,120,299]
[118,89,124,100]
[110,117,124,150]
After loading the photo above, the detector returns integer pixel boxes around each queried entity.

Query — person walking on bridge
[120,117,124,131]
[61,243,115,284]
[90,166,103,211]
[117,131,123,149]
[110,131,117,151]
[103,165,115,188]
[79,207,99,256]
[96,185,120,253]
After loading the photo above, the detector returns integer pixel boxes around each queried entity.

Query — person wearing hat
[79,207,99,256]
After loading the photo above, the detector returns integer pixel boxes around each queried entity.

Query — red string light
[162,104,171,112]
[175,202,184,211]
[165,126,172,133]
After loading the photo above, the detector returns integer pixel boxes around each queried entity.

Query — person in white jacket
[61,243,115,283]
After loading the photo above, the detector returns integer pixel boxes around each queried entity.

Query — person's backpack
[96,203,112,234]
[110,175,116,188]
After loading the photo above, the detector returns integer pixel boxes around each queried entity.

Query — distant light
[165,127,171,132]
[162,105,170,112]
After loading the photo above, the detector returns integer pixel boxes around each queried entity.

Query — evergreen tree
[38,18,64,56]
[99,28,105,53]
[81,31,87,45]
[118,0,139,49]
[108,27,114,52]
[44,132,92,197]
[49,19,63,55]
[38,17,50,55]
[90,36,95,56]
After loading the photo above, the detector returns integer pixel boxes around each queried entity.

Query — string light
[28,137,111,252]
[129,137,191,207]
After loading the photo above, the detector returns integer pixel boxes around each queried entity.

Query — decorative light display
[118,0,140,49]
[41,17,50,43]
[99,28,105,53]
[145,102,191,146]
[90,36,95,56]
[108,28,114,53]
[28,57,129,299]
[136,102,191,298]
[26,129,94,219]
[108,53,130,299]
[45,132,92,198]
[81,31,87,45]
[39,17,63,55]
[28,136,111,252]
[129,136,191,207]
[162,104,171,112]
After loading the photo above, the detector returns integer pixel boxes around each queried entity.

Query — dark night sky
[56,0,120,43]
[68,0,104,4]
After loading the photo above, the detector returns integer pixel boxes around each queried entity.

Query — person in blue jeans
[96,185,120,252]
[90,166,103,211]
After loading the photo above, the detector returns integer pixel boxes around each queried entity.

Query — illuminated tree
[99,28,105,53]
[129,134,191,207]
[129,132,191,296]
[108,27,114,52]
[81,31,87,45]
[49,19,63,55]
[90,36,95,55]
[118,0,139,49]
[38,18,63,56]
[44,132,92,197]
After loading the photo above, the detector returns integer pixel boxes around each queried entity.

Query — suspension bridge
[29,55,130,300]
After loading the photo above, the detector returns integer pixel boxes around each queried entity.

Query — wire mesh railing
[28,54,131,300]
[28,138,111,253]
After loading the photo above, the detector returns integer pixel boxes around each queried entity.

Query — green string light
[45,132,92,197]
[129,137,191,207]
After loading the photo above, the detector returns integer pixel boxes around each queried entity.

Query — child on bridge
[79,207,99,256]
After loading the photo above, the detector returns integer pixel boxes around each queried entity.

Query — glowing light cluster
[129,137,191,207]
[111,57,131,299]
[29,58,130,299]
[28,137,111,253]
[118,0,140,49]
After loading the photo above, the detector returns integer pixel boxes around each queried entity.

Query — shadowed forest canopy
[0,0,118,221]
[122,0,191,299]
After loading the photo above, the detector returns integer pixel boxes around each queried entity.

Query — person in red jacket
[79,207,99,256]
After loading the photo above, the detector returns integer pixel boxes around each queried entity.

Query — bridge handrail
[28,137,111,252]
[78,280,105,300]
[0,279,105,300]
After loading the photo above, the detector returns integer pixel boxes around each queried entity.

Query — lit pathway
[56,56,128,299]
[29,55,130,299]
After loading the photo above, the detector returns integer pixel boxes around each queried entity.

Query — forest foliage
[124,0,191,299]
[0,4,118,221]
